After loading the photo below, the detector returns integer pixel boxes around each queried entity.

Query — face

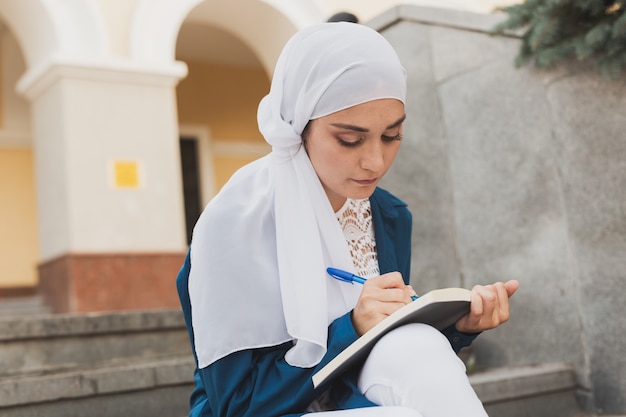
[303,98,405,211]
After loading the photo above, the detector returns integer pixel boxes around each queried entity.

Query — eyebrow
[330,114,406,133]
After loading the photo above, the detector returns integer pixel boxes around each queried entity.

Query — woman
[177,22,518,417]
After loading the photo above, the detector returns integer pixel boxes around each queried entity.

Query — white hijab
[189,22,406,369]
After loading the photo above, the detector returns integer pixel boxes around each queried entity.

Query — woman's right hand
[351,272,416,336]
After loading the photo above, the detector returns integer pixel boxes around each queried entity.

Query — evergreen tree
[493,0,626,78]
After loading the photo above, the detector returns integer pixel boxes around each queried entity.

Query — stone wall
[373,5,626,415]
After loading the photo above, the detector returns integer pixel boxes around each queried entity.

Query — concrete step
[0,355,194,417]
[471,363,585,417]
[0,309,190,377]
[0,309,194,417]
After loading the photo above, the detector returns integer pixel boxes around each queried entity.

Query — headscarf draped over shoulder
[189,22,406,368]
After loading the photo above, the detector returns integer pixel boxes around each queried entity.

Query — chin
[349,188,376,200]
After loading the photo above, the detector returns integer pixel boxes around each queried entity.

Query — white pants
[306,324,488,417]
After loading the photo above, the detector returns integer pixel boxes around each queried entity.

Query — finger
[504,279,519,297]
[476,284,503,325]
[378,300,411,316]
[493,282,510,320]
[467,286,485,324]
[361,279,408,304]
[373,287,411,303]
[474,284,498,309]
[406,285,418,299]
[478,284,497,300]
[375,272,406,289]
[455,288,483,332]
[356,292,406,316]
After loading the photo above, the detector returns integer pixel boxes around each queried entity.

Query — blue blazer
[176,188,473,416]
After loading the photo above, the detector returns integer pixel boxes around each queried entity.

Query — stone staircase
[0,309,193,417]
[0,308,586,417]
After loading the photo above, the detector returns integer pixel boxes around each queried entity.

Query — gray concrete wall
[372,5,626,415]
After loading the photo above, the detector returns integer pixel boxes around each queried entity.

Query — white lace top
[335,198,380,279]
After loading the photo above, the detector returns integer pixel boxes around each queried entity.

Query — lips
[353,178,378,186]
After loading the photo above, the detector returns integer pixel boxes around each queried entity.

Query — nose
[360,140,385,172]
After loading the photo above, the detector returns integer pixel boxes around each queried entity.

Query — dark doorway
[179,136,202,244]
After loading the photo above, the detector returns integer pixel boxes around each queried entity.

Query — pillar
[17,59,189,313]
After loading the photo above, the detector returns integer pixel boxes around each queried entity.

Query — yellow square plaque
[113,161,140,188]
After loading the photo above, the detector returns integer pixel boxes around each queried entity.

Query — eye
[336,135,364,147]
[382,133,403,142]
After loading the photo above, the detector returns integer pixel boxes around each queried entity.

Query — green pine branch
[492,0,626,78]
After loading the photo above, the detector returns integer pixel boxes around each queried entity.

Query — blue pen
[326,267,418,301]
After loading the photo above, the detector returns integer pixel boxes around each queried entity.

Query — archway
[131,0,324,73]
[0,21,38,294]
[174,20,273,241]
[169,0,319,240]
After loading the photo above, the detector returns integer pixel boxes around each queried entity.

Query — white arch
[39,0,108,59]
[130,0,326,75]
[0,0,107,69]
[259,0,327,28]
[130,0,204,64]
[0,0,59,68]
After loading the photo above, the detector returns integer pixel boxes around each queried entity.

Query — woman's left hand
[455,280,519,333]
